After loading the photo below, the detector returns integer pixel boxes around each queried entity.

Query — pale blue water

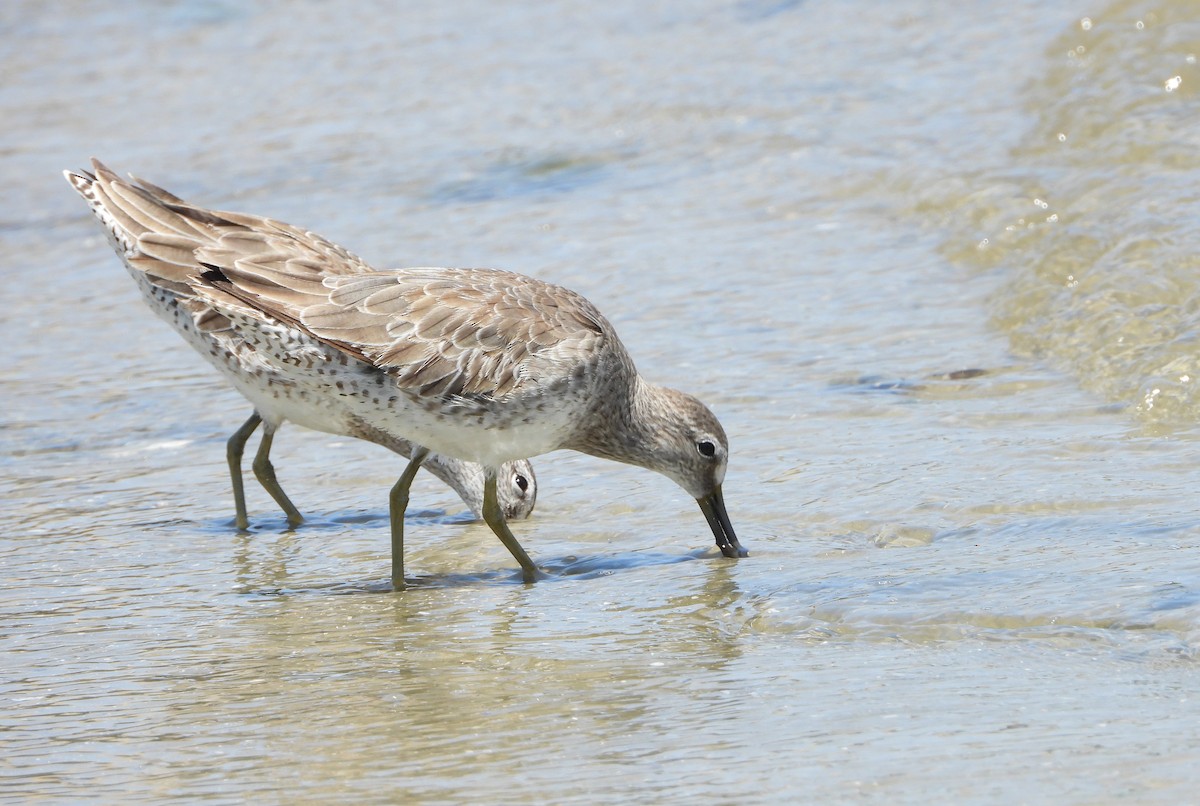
[4,1,1200,802]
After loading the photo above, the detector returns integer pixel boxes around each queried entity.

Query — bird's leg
[482,471,542,583]
[389,446,430,591]
[226,412,262,530]
[251,420,304,528]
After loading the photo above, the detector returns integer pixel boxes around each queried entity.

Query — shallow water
[5,0,1200,802]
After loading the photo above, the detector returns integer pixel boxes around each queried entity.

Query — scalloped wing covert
[205,265,610,402]
[78,158,375,287]
[74,159,380,337]
[73,159,612,404]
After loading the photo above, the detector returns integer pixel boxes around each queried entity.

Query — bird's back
[64,161,380,432]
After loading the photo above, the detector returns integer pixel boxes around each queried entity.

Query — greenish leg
[251,420,304,528]
[482,472,542,583]
[227,412,262,530]
[389,447,430,592]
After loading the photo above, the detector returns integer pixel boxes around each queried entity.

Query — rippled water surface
[5,1,1200,802]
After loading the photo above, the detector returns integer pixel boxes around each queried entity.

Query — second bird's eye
[697,440,716,458]
[515,474,530,492]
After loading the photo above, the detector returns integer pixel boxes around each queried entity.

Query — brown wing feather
[203,265,609,401]
[78,159,376,291]
[72,160,609,402]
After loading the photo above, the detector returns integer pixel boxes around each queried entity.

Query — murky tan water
[5,0,1200,802]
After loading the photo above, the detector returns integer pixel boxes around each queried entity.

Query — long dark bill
[697,485,747,558]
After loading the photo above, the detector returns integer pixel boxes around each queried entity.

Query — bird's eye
[697,440,716,458]
[515,474,529,493]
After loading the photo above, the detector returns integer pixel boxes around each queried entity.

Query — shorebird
[65,161,536,539]
[65,159,745,588]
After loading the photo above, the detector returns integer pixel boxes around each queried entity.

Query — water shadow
[238,548,714,596]
[829,367,991,398]
[430,152,612,204]
[737,0,805,21]
[211,505,476,535]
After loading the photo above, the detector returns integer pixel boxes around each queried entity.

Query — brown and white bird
[65,159,743,588]
[65,161,535,532]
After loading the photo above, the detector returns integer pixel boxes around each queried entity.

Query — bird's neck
[571,375,668,469]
